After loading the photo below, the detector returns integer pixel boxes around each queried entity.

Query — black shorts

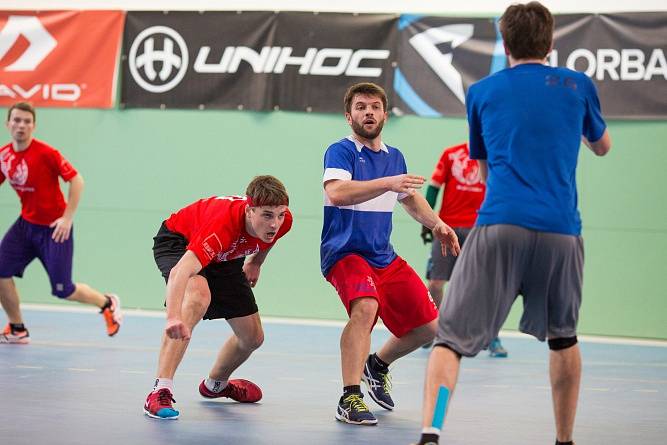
[152,222,258,320]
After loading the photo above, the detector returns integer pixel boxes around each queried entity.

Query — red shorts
[326,254,438,338]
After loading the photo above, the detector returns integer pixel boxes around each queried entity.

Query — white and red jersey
[431,142,485,228]
[0,139,78,226]
[165,196,293,268]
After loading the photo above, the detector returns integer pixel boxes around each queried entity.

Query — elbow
[594,144,611,157]
[591,131,611,157]
[327,192,346,206]
[325,186,347,206]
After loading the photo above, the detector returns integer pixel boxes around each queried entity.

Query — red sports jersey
[431,142,485,228]
[0,139,78,226]
[165,196,293,268]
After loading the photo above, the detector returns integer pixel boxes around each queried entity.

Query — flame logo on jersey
[449,148,480,186]
[0,151,29,187]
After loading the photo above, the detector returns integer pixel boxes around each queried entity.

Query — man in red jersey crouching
[144,175,292,420]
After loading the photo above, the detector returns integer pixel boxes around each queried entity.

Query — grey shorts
[435,224,584,356]
[426,227,471,281]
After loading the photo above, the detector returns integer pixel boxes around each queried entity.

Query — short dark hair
[246,175,289,207]
[343,82,388,114]
[500,2,554,60]
[7,102,36,122]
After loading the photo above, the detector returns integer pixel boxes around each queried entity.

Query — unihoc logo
[128,25,391,93]
[409,24,474,104]
[129,26,189,93]
[0,15,56,71]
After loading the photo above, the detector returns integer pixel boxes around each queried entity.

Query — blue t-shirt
[320,136,408,276]
[467,63,606,235]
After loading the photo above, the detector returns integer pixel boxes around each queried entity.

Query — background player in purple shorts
[414,3,612,445]
[0,102,122,344]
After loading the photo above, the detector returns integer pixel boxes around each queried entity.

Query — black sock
[101,296,112,310]
[418,433,440,444]
[556,441,574,445]
[370,353,389,371]
[342,385,361,397]
[9,323,26,332]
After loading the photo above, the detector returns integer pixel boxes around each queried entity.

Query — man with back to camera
[144,175,292,419]
[421,141,507,356]
[413,3,611,445]
[321,82,460,425]
[0,102,122,344]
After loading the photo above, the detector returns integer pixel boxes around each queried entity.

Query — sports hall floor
[1,306,665,445]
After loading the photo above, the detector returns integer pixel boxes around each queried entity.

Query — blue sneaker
[335,393,377,425]
[362,355,394,410]
[489,337,508,358]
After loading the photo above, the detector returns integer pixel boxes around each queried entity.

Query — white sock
[153,378,174,392]
[422,427,441,436]
[204,377,228,393]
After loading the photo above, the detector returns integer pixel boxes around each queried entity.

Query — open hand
[432,222,460,256]
[387,174,425,196]
[50,216,73,243]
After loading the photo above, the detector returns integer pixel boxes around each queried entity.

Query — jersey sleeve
[581,75,607,143]
[466,85,487,160]
[187,220,236,268]
[50,148,78,181]
[430,148,449,187]
[323,143,354,183]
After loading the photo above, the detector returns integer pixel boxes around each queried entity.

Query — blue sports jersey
[320,136,408,276]
[467,63,606,235]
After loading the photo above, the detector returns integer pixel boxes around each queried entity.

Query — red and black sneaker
[144,388,179,419]
[198,379,262,403]
[0,324,30,344]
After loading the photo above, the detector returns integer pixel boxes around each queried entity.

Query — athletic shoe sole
[0,337,30,344]
[143,408,179,420]
[334,411,377,425]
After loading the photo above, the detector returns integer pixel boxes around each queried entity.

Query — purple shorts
[0,217,76,298]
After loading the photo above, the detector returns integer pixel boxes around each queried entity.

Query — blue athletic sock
[9,323,26,332]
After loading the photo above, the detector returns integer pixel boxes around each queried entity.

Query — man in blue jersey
[413,3,611,445]
[321,82,460,426]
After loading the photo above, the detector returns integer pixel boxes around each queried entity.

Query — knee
[54,282,76,299]
[548,336,578,351]
[238,328,264,351]
[183,279,211,317]
[418,320,438,342]
[349,298,378,326]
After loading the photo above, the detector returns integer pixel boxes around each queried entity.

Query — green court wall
[1,107,665,339]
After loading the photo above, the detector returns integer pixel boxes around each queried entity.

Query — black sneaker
[362,355,394,410]
[335,393,377,425]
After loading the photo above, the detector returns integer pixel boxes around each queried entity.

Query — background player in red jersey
[144,176,292,420]
[421,142,507,357]
[0,102,122,344]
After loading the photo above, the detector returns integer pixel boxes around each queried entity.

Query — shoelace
[156,389,176,407]
[368,367,393,394]
[379,369,393,394]
[344,394,369,412]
